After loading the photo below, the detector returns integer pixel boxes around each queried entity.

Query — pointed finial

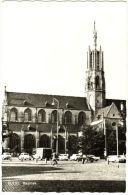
[93,21,97,50]
[94,21,96,31]
[4,86,6,93]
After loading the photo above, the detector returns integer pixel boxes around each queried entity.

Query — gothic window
[97,51,99,67]
[64,111,72,124]
[24,108,32,122]
[51,110,57,123]
[9,133,20,153]
[91,82,93,89]
[39,134,50,148]
[78,112,86,125]
[90,52,92,69]
[38,109,46,123]
[24,134,36,154]
[95,76,100,89]
[120,102,124,111]
[10,108,18,121]
[88,76,91,89]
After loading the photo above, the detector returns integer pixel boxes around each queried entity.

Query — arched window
[24,108,32,122]
[38,109,46,123]
[67,135,78,154]
[58,135,65,154]
[39,134,50,148]
[64,111,72,124]
[10,108,18,121]
[95,76,100,89]
[78,112,86,125]
[51,110,57,123]
[24,134,36,154]
[9,133,20,153]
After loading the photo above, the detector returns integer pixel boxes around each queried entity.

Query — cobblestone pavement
[2,159,126,192]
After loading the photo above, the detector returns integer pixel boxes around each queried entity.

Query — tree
[107,125,126,155]
[67,135,78,155]
[77,126,104,157]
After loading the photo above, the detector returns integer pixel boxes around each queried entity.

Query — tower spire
[93,21,97,49]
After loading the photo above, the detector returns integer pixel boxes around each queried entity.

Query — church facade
[2,23,126,155]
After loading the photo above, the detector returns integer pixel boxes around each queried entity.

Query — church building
[2,23,126,156]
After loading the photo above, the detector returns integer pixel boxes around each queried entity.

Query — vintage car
[2,152,12,160]
[18,153,33,160]
[58,154,68,161]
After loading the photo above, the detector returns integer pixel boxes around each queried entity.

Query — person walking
[51,152,58,166]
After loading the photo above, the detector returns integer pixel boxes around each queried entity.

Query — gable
[106,103,121,119]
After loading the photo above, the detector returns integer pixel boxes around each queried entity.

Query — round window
[112,122,116,126]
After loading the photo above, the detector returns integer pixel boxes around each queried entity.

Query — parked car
[107,155,118,163]
[77,154,100,163]
[70,154,81,161]
[118,155,126,163]
[18,153,33,160]
[58,154,68,161]
[107,155,126,163]
[2,152,12,160]
[87,155,100,161]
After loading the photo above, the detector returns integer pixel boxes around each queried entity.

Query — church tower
[85,22,106,113]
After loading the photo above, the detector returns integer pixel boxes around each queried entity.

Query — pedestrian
[52,152,58,166]
[45,158,47,164]
[82,155,86,164]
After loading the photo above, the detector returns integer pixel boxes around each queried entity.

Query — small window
[112,122,116,126]
[113,114,115,116]
[97,115,101,120]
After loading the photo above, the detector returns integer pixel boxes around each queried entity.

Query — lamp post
[103,115,107,159]
[52,98,59,155]
[116,125,119,157]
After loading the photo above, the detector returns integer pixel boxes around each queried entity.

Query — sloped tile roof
[106,99,126,113]
[7,92,90,111]
[94,105,112,121]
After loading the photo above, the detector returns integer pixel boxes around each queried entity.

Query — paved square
[2,159,126,192]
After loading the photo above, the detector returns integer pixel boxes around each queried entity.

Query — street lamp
[116,125,119,157]
[52,98,59,154]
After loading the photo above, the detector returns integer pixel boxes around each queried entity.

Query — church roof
[94,101,122,122]
[94,105,112,121]
[6,91,90,111]
[105,98,126,113]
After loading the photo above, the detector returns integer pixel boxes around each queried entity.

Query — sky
[0,1,127,104]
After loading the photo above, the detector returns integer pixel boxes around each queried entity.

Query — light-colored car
[107,155,119,163]
[19,153,32,160]
[2,152,12,160]
[58,154,68,161]
[118,155,126,163]
[87,155,100,161]
[107,154,126,163]
[70,154,81,161]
